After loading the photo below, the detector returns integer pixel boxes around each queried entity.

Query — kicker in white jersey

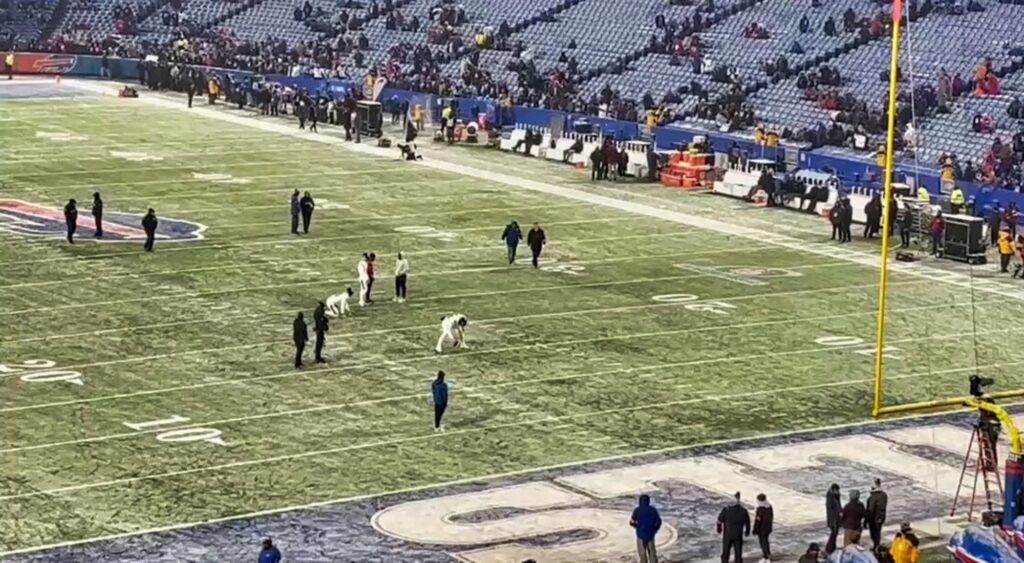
[325,288,354,318]
[435,314,468,353]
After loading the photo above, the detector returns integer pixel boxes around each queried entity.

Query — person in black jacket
[63,199,78,244]
[527,223,546,268]
[899,204,913,247]
[865,478,888,549]
[825,483,842,554]
[293,312,308,368]
[839,198,853,243]
[753,493,774,563]
[142,208,158,251]
[589,146,604,181]
[864,193,882,238]
[313,301,329,363]
[717,492,750,563]
[91,192,104,238]
[300,191,315,234]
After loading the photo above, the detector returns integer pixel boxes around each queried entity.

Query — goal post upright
[872,0,904,417]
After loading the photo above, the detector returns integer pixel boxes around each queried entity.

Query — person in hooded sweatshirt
[717,491,750,563]
[753,493,774,563]
[866,478,888,550]
[825,483,842,554]
[501,220,522,264]
[841,489,867,547]
[629,494,662,563]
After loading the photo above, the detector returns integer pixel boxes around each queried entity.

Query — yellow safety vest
[917,187,930,203]
[5,53,13,66]
[442,107,453,120]
[950,189,965,205]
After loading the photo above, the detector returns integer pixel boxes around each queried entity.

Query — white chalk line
[0,286,979,416]
[0,216,631,267]
[2,265,877,375]
[3,166,418,192]
[1,329,1011,499]
[0,230,698,291]
[2,258,856,345]
[0,243,782,315]
[0,318,1008,456]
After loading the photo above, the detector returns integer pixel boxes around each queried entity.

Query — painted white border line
[0,322,1009,455]
[0,231,703,291]
[0,244,783,315]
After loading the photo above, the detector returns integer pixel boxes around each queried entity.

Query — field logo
[30,54,77,74]
[0,199,207,242]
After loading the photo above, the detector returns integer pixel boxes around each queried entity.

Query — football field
[0,83,1022,560]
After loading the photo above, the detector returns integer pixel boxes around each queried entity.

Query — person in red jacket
[930,211,945,256]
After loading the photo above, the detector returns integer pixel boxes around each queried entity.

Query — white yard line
[0,146,322,164]
[4,167,411,192]
[67,184,505,204]
[65,79,1023,304]
[168,201,587,221]
[0,244,780,313]
[0,217,632,266]
[0,231,699,290]
[0,217,630,268]
[0,284,958,399]
[0,323,1007,455]
[4,160,387,178]
[3,261,856,344]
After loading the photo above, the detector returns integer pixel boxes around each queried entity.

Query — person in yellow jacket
[876,144,886,167]
[207,77,219,104]
[889,523,920,563]
[999,228,1015,273]
[939,154,955,193]
[917,186,930,204]
[949,186,965,214]
[5,50,13,80]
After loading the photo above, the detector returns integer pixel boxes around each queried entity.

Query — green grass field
[2,90,1024,557]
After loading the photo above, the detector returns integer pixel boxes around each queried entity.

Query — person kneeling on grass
[435,314,468,353]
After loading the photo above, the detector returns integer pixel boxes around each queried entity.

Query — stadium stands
[10,0,1024,182]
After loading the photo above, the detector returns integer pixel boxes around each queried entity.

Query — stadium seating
[17,0,1024,172]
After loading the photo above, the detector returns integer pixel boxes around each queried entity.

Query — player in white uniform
[325,288,353,318]
[357,253,370,306]
[435,314,468,353]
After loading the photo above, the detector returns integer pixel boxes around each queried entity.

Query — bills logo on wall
[0,199,206,242]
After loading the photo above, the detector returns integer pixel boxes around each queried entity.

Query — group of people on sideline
[628,478,919,563]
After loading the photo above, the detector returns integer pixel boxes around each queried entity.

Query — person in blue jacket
[290,189,301,235]
[432,370,449,431]
[501,220,522,264]
[258,538,281,563]
[630,494,662,563]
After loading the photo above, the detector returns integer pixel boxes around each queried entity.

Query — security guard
[917,185,930,204]
[4,50,13,80]
[950,186,965,215]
